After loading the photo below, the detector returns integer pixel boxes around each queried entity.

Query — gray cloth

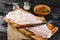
[0,16,7,32]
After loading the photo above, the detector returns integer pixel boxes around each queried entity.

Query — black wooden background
[0,0,60,40]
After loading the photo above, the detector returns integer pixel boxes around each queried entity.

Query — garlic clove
[23,2,30,10]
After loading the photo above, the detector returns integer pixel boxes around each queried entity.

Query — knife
[17,21,53,29]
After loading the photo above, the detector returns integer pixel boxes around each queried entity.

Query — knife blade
[16,21,53,29]
[16,22,47,29]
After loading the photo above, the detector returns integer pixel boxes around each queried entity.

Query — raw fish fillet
[6,9,52,38]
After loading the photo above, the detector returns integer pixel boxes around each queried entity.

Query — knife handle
[17,24,34,29]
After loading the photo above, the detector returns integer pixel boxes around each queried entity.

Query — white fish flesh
[6,9,52,38]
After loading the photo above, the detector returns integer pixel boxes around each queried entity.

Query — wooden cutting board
[4,8,58,40]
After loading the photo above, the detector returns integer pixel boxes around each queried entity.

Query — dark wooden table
[0,0,60,40]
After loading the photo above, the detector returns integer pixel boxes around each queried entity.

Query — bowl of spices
[34,5,51,16]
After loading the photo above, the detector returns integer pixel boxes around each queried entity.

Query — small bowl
[34,5,51,16]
